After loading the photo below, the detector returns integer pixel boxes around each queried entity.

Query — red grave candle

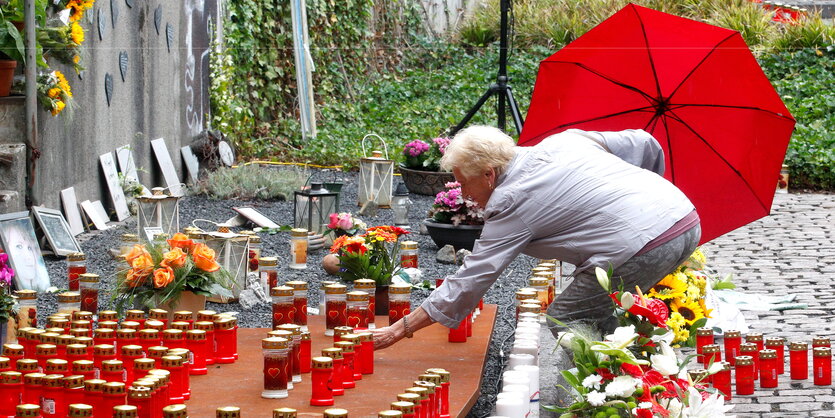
[194,322,215,366]
[39,374,64,418]
[121,345,144,384]
[261,337,290,399]
[354,279,376,329]
[701,344,721,368]
[271,286,296,329]
[162,330,186,350]
[358,332,374,375]
[333,326,353,344]
[117,329,140,353]
[148,309,169,328]
[789,341,809,380]
[67,253,86,291]
[321,348,344,396]
[695,328,714,357]
[286,281,309,330]
[309,357,334,406]
[83,379,106,417]
[746,332,764,351]
[334,341,356,389]
[299,331,312,374]
[62,375,85,407]
[389,284,412,326]
[391,401,416,418]
[36,344,58,371]
[0,358,9,373]
[415,381,437,418]
[740,343,759,379]
[71,360,95,382]
[101,359,126,384]
[764,337,786,375]
[342,336,362,381]
[0,371,23,417]
[161,355,186,402]
[814,347,832,386]
[734,356,754,395]
[712,362,731,401]
[406,387,431,418]
[346,291,369,330]
[813,336,831,348]
[78,274,100,313]
[397,393,422,418]
[448,318,468,343]
[3,344,23,370]
[759,349,778,388]
[128,386,152,418]
[132,358,156,383]
[100,382,127,416]
[324,285,348,336]
[185,330,208,375]
[44,359,68,378]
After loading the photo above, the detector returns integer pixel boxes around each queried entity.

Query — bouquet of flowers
[546,268,733,418]
[113,233,233,312]
[401,137,450,171]
[0,250,16,326]
[329,225,409,285]
[428,182,484,226]
[324,212,366,237]
[37,70,72,116]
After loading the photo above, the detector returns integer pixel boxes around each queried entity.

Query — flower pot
[374,285,390,316]
[158,291,207,321]
[0,60,17,97]
[423,219,483,251]
[399,165,456,196]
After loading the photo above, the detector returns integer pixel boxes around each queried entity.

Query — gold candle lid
[357,332,373,342]
[102,381,126,395]
[259,257,278,267]
[45,359,68,373]
[325,284,347,294]
[515,288,537,300]
[170,321,191,331]
[148,346,170,359]
[528,277,549,287]
[312,356,333,369]
[138,329,160,340]
[68,252,86,261]
[128,386,152,399]
[73,336,94,347]
[36,344,57,356]
[186,330,206,341]
[414,380,436,391]
[262,337,289,350]
[290,228,308,237]
[102,360,124,372]
[72,360,94,373]
[724,330,741,338]
[341,334,361,345]
[400,241,418,250]
[379,412,402,418]
[532,271,553,280]
[62,375,85,388]
[94,328,115,339]
[284,281,307,292]
[790,341,808,351]
[695,327,713,337]
[813,336,830,345]
[162,329,184,340]
[216,406,241,418]
[3,343,23,356]
[121,344,144,357]
[390,401,415,414]
[58,292,82,303]
[334,341,354,353]
[389,283,412,294]
[25,328,45,339]
[530,266,552,275]
[814,347,832,357]
[93,344,116,356]
[301,331,311,341]
[272,408,298,418]
[519,303,540,314]
[745,332,763,342]
[759,349,777,359]
[148,309,169,319]
[173,311,193,321]
[396,392,421,403]
[405,386,429,400]
[765,337,785,346]
[194,321,214,331]
[98,310,118,321]
[0,357,7,369]
[113,405,138,418]
[121,321,141,330]
[419,373,442,385]
[271,286,294,297]
[17,359,40,372]
[702,344,720,354]
[133,358,156,370]
[125,310,146,321]
[56,334,75,347]
[116,329,137,340]
[334,326,354,337]
[734,355,754,366]
[214,318,236,330]
[68,404,94,417]
[267,330,293,341]
[97,321,118,330]
[148,368,171,379]
[323,408,348,418]
[346,291,369,302]
[162,404,188,418]
[15,289,37,300]
[78,273,99,283]
[41,374,64,388]
[72,319,93,329]
[39,333,59,344]
[161,356,184,368]
[275,324,301,335]
[197,310,218,321]
[247,235,261,244]
[322,347,343,359]
[354,279,376,289]
[47,318,69,328]
[740,343,757,353]
[66,345,88,357]
[0,371,22,384]
[84,379,106,392]
[15,404,40,418]
[718,361,731,372]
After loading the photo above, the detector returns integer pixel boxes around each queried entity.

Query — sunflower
[671,298,704,326]
[648,273,687,300]
[70,22,84,45]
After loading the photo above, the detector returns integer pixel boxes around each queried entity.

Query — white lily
[595,267,611,292]
[605,325,638,349]
[650,339,680,376]
[604,375,639,397]
[706,361,725,375]
[682,386,735,417]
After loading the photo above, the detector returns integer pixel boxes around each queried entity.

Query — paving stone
[779,402,825,412]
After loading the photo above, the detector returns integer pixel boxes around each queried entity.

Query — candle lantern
[358,134,394,208]
[293,183,338,236]
[391,182,411,227]
[204,224,250,302]
[136,188,180,242]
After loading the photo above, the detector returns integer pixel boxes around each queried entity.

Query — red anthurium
[595,368,616,381]
[621,363,644,378]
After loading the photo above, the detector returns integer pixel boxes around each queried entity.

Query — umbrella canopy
[518,3,795,244]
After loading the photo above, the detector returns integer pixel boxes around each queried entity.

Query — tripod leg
[505,86,525,136]
[498,88,506,132]
[450,88,496,136]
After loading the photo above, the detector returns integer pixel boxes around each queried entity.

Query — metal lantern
[358,134,394,208]
[293,182,338,235]
[136,187,180,242]
[391,182,411,228]
[203,224,250,303]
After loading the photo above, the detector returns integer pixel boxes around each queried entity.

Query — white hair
[440,125,516,178]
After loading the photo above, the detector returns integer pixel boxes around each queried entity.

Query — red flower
[610,291,668,328]
[344,241,368,255]
[646,298,670,327]
[595,368,616,381]
[621,363,644,378]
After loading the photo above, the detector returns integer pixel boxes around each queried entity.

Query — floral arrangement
[546,268,733,417]
[401,137,450,171]
[646,248,723,346]
[324,212,366,237]
[428,181,484,226]
[37,71,72,116]
[329,225,409,285]
[0,250,16,324]
[113,233,233,312]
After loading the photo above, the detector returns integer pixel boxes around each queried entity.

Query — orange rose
[124,244,150,264]
[167,233,194,252]
[152,267,176,288]
[130,254,155,277]
[161,247,187,269]
[191,243,220,273]
[124,269,147,288]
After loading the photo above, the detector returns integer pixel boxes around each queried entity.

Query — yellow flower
[671,298,705,326]
[73,55,81,64]
[667,312,686,329]
[673,326,690,344]
[51,100,66,116]
[70,22,84,45]
[47,88,61,99]
[55,71,72,98]
[648,273,687,300]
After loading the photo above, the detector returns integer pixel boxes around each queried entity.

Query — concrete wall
[0,0,219,213]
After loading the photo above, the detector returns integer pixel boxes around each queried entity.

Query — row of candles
[0,308,240,418]
[693,328,833,399]
[492,312,542,418]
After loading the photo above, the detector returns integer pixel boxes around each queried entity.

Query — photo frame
[31,206,81,256]
[0,211,52,292]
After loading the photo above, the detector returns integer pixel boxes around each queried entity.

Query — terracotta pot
[423,219,484,251]
[158,291,207,321]
[0,60,17,97]
[399,165,456,196]
[374,285,390,316]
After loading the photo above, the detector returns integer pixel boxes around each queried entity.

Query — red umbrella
[518,3,795,244]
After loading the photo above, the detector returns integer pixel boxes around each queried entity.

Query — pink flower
[403,140,430,157]
[432,137,451,154]
[328,213,355,230]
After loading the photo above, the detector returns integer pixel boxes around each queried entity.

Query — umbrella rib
[668,103,795,122]
[664,110,769,214]
[527,105,658,140]
[667,32,739,101]
[549,61,657,103]
[659,115,675,184]
[633,7,663,100]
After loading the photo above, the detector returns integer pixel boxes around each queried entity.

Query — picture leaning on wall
[0,212,52,292]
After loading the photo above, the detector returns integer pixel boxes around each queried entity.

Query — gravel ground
[36,167,538,417]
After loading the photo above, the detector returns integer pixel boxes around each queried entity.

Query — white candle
[512,340,539,360]
[495,394,527,418]
[514,364,540,401]
[507,353,536,369]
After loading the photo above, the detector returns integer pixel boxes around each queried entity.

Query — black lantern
[294,182,338,235]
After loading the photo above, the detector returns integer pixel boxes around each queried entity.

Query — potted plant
[423,181,485,251]
[329,225,410,315]
[113,233,234,314]
[399,137,456,196]
[0,5,25,97]
[0,250,17,348]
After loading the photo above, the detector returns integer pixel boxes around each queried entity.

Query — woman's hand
[370,307,435,350]
[370,325,403,350]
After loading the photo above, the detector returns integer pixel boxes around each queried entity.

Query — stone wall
[0,0,219,214]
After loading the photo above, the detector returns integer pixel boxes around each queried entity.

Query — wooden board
[187,305,498,417]
[100,152,131,221]
[60,187,85,236]
[151,138,183,197]
[80,200,110,231]
[181,146,200,184]
[233,207,281,229]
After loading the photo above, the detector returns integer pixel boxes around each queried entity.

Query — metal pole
[24,0,38,207]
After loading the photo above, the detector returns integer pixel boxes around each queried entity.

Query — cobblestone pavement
[701,192,835,417]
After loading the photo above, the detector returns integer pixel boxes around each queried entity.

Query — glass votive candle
[813,347,832,386]
[346,291,369,330]
[759,349,778,388]
[289,229,308,270]
[57,292,81,317]
[285,281,309,331]
[271,286,296,329]
[400,241,418,268]
[324,284,347,336]
[67,252,86,291]
[261,337,290,399]
[789,341,809,380]
[353,279,376,329]
[527,277,549,313]
[734,356,754,395]
[388,284,411,326]
[259,257,279,296]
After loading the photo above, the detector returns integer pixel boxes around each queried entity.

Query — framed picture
[0,212,51,292]
[31,206,82,256]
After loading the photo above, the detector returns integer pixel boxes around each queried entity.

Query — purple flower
[432,137,451,154]
[403,140,430,157]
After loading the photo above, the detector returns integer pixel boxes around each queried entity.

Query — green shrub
[198,165,308,200]
[771,12,835,51]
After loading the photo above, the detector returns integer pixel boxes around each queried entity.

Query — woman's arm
[371,306,434,349]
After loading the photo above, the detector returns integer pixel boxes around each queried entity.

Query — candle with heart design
[259,257,279,296]
[354,280,376,329]
[325,285,348,336]
[346,291,370,330]
[276,325,303,383]
[286,281,309,331]
[271,286,296,329]
[67,252,86,291]
[388,284,411,326]
[78,274,100,313]
[262,337,291,399]
[268,330,295,390]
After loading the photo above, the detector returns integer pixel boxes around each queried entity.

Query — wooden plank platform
[187,304,498,417]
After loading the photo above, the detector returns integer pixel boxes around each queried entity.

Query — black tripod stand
[450,0,524,136]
